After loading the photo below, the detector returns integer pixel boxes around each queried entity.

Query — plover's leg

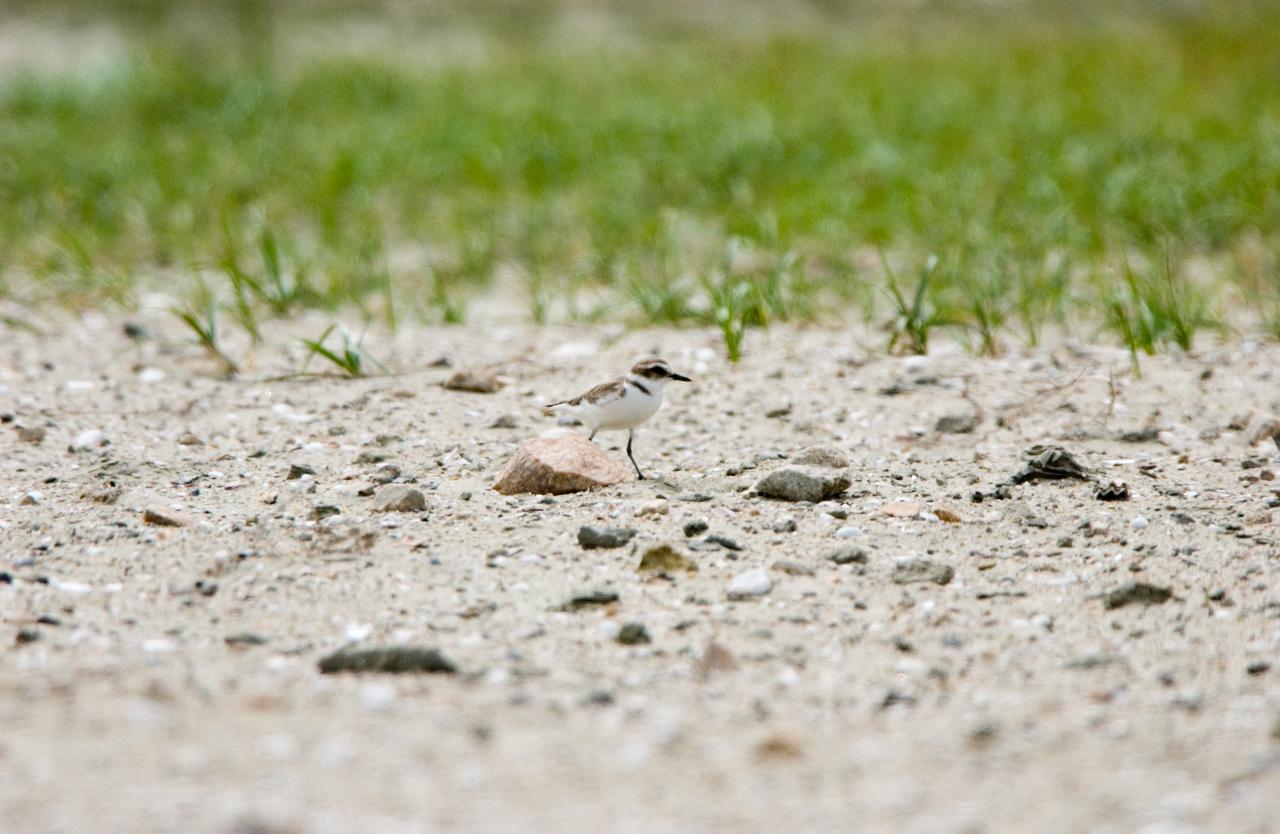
[626,429,645,480]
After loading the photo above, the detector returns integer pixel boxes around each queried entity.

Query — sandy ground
[2,309,1279,834]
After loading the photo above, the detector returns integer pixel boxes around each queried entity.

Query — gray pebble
[683,519,709,537]
[617,623,651,645]
[578,525,637,549]
[891,558,954,585]
[374,485,428,513]
[827,545,869,565]
[754,467,851,503]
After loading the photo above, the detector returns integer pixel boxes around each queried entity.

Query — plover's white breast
[584,384,662,430]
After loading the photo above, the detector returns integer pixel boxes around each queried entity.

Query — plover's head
[629,358,692,385]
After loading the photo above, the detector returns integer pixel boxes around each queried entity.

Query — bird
[544,357,692,479]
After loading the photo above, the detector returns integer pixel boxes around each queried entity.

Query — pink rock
[492,434,632,495]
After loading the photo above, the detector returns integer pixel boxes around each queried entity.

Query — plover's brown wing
[547,377,626,408]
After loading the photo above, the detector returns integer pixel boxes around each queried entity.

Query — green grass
[299,323,381,377]
[2,3,1279,358]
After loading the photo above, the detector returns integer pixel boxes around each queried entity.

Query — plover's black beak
[670,372,692,382]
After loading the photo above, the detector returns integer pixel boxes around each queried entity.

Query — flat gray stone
[374,485,427,513]
[828,545,869,565]
[578,525,637,549]
[754,467,851,502]
[791,446,849,468]
[892,558,954,585]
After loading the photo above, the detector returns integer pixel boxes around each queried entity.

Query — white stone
[70,429,107,451]
[359,681,397,713]
[728,568,773,598]
[1131,516,1149,530]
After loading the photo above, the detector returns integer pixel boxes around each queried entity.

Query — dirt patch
[2,311,1279,832]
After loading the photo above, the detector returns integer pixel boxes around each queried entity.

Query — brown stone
[143,509,186,527]
[1249,417,1280,447]
[492,434,632,495]
[443,369,502,393]
[791,446,848,468]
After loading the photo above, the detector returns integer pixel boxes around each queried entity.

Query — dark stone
[374,485,427,513]
[225,632,267,646]
[879,689,916,709]
[754,467,852,502]
[636,545,698,574]
[318,646,457,674]
[1116,426,1160,443]
[1104,581,1173,610]
[577,526,637,549]
[142,508,185,527]
[827,546,869,565]
[683,519,709,537]
[617,623,651,645]
[1065,654,1126,670]
[892,558,954,585]
[444,369,501,393]
[583,690,615,706]
[287,464,316,480]
[935,411,977,434]
[561,590,619,611]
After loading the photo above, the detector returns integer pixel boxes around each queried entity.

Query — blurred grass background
[2,0,1279,358]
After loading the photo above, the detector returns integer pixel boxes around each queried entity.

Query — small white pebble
[70,429,107,451]
[358,681,397,713]
[835,526,862,539]
[1131,516,1149,530]
[137,367,166,384]
[727,568,773,598]
[345,623,372,642]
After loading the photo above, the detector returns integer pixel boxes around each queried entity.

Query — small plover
[545,358,691,479]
